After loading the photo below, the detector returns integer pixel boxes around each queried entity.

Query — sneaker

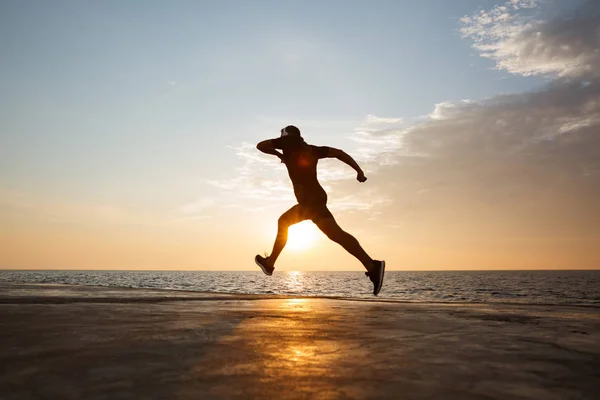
[255,254,274,276]
[365,260,385,296]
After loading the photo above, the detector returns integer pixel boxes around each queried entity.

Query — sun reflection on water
[288,345,314,362]
[285,271,305,293]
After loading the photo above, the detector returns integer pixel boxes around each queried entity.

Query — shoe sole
[374,260,385,296]
[255,256,273,276]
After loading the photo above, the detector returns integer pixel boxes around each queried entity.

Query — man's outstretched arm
[257,139,284,162]
[326,147,367,182]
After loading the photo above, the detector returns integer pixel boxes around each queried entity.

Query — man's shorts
[284,201,333,223]
[300,200,333,220]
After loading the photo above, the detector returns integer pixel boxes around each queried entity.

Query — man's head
[281,125,301,138]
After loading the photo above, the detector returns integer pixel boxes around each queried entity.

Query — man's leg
[268,204,308,268]
[313,214,374,272]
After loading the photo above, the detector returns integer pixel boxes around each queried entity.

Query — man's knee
[277,215,291,232]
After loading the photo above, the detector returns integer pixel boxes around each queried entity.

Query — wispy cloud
[364,115,404,126]
[460,0,600,79]
[203,143,295,209]
[349,113,427,170]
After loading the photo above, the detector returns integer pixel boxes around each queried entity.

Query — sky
[1,0,599,271]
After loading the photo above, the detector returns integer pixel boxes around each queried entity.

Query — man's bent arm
[257,139,284,160]
[327,148,367,182]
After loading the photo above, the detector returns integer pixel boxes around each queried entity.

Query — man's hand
[357,171,367,183]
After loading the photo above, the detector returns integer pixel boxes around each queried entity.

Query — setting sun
[287,221,319,251]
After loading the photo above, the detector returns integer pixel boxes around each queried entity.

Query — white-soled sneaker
[365,260,385,296]
[255,254,274,276]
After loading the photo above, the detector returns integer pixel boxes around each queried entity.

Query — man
[254,125,385,296]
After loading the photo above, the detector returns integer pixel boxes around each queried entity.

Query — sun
[287,221,318,251]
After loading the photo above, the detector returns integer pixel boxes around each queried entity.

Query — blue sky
[1,0,598,270]
[1,0,540,198]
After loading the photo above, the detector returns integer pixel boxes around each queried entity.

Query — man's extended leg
[313,215,373,272]
[268,204,308,267]
[314,214,386,295]
[256,204,308,274]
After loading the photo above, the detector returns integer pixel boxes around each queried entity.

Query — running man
[254,125,385,295]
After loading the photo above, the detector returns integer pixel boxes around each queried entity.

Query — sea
[1,270,599,306]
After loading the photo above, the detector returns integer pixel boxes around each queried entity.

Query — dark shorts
[288,184,332,221]
[299,200,333,220]
[282,201,333,224]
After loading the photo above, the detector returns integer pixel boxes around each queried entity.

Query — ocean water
[2,270,599,306]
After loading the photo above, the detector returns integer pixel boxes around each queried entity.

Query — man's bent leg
[314,215,374,272]
[269,204,308,267]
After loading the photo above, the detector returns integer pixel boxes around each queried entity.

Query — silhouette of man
[254,125,385,295]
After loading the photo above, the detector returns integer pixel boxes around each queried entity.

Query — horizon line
[1,268,599,272]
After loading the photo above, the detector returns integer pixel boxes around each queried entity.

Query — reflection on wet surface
[185,298,367,399]
[2,285,599,399]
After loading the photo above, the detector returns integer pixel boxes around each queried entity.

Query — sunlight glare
[287,221,318,251]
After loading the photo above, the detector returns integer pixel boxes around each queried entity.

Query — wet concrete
[1,284,599,399]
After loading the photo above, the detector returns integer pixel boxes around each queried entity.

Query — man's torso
[272,136,330,205]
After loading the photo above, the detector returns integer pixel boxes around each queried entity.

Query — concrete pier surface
[1,284,599,400]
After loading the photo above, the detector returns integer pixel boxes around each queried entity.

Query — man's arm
[326,147,367,182]
[257,139,284,162]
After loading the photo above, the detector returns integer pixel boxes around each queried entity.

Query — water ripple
[1,270,599,306]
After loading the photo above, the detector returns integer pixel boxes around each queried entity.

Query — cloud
[364,115,404,126]
[347,113,429,173]
[351,0,600,241]
[399,82,600,189]
[460,0,600,79]
[202,143,296,209]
